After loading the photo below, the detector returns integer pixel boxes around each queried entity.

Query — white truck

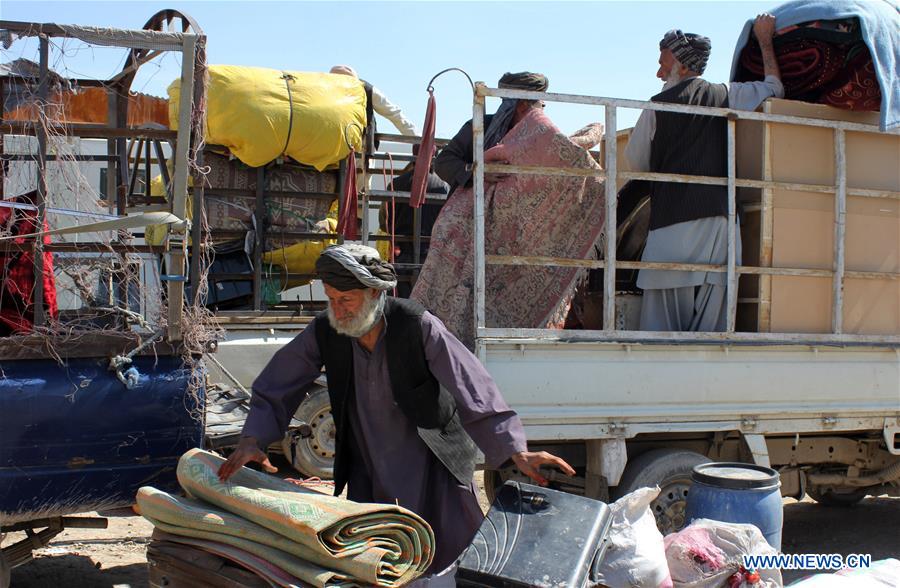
[209,87,899,536]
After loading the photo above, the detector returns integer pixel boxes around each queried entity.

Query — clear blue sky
[2,1,776,136]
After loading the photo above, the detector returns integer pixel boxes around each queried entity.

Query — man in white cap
[219,244,574,579]
[624,14,783,332]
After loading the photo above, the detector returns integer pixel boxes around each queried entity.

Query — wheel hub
[307,408,335,460]
[652,479,692,535]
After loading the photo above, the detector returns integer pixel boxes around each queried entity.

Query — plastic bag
[664,519,783,587]
[593,487,673,588]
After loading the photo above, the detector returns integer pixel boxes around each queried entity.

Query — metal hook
[343,122,364,150]
[426,67,475,94]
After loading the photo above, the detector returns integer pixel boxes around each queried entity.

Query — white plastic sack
[592,487,673,588]
[664,519,783,587]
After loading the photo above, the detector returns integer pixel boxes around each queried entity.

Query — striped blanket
[136,448,433,587]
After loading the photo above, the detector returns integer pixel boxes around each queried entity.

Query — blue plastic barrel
[685,462,783,550]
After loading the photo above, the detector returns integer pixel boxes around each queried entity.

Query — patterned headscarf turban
[660,30,712,75]
[497,71,549,92]
[316,244,397,291]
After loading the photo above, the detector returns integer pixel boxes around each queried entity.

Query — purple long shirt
[242,310,528,571]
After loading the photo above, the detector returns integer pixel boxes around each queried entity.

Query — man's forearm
[759,38,780,81]
[433,147,471,190]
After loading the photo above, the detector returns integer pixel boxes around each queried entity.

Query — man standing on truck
[434,71,549,195]
[218,244,575,579]
[625,14,783,331]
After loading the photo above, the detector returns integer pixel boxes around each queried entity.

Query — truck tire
[612,448,711,534]
[483,469,504,504]
[285,385,335,479]
[807,487,866,506]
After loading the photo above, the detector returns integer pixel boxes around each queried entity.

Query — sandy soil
[6,484,899,587]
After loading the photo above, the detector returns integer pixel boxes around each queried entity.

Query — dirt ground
[6,481,899,587]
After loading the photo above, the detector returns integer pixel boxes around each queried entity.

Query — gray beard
[662,68,684,90]
[326,291,386,338]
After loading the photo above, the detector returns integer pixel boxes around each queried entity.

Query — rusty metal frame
[0,12,206,342]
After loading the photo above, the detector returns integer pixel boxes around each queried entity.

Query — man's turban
[660,30,712,75]
[497,71,549,92]
[315,244,397,291]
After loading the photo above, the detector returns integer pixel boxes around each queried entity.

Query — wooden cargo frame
[469,85,900,347]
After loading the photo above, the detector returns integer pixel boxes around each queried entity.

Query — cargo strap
[280,72,296,159]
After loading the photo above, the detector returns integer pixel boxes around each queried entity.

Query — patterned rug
[136,448,433,587]
[411,107,607,349]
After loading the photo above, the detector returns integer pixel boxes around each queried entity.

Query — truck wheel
[807,487,866,506]
[612,448,711,535]
[483,469,504,504]
[285,385,335,479]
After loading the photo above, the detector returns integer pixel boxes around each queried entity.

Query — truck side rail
[470,84,900,348]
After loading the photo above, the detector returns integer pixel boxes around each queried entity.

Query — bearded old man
[433,71,550,195]
[625,14,783,332]
[219,244,574,579]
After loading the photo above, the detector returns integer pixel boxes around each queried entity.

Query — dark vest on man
[649,77,729,230]
[314,297,478,496]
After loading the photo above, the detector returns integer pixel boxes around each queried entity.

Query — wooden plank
[0,332,179,361]
[1,121,177,140]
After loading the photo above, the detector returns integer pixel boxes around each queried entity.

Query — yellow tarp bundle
[169,65,366,170]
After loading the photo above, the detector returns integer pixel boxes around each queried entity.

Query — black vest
[314,297,478,496]
[649,77,729,230]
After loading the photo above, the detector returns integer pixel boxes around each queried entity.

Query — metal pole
[166,34,197,341]
[603,106,617,331]
[336,159,346,245]
[726,118,737,333]
[253,166,265,310]
[360,147,370,245]
[473,89,487,346]
[189,149,204,303]
[105,90,117,214]
[33,34,49,327]
[412,206,422,265]
[832,129,847,334]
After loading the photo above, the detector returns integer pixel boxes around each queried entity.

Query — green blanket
[136,448,433,587]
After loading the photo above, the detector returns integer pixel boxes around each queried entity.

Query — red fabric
[819,49,881,111]
[410,90,436,209]
[740,38,846,96]
[337,149,358,240]
[739,37,881,113]
[0,199,58,334]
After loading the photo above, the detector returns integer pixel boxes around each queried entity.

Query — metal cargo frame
[0,12,206,344]
[469,84,900,350]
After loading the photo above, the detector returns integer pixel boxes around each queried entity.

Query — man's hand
[511,451,576,486]
[217,436,278,482]
[753,13,776,46]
